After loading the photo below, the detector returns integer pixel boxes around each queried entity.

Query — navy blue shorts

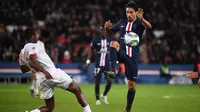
[93,65,110,77]
[117,49,138,81]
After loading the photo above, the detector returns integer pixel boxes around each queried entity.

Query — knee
[127,82,136,91]
[111,41,119,51]
[95,77,101,86]
[107,79,112,85]
[95,82,100,86]
[67,81,81,93]
[46,106,54,112]
[48,107,54,112]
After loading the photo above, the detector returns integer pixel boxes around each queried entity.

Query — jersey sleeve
[111,20,121,32]
[91,38,97,50]
[19,52,25,65]
[141,23,145,31]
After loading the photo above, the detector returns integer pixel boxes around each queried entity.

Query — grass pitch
[0,84,199,112]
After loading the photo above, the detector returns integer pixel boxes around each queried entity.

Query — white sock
[31,109,40,112]
[83,105,92,112]
[32,80,37,87]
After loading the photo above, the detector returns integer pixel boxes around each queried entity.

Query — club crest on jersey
[32,47,35,50]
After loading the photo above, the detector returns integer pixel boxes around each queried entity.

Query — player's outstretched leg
[104,41,119,79]
[124,80,136,112]
[66,81,92,112]
[94,74,101,105]
[102,78,112,104]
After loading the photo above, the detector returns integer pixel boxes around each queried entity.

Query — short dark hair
[125,1,139,11]
[24,28,35,40]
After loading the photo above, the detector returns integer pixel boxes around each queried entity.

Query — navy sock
[125,89,136,111]
[95,85,100,100]
[110,47,117,71]
[103,84,112,96]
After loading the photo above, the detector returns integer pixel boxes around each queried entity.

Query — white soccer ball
[124,32,140,47]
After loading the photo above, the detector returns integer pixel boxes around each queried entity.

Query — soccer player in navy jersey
[86,26,113,105]
[104,1,152,112]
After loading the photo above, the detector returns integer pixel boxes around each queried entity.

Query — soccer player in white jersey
[19,33,45,98]
[20,28,92,112]
[19,48,39,97]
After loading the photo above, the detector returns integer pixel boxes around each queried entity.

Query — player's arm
[105,20,120,33]
[86,49,95,68]
[20,65,30,73]
[86,39,96,68]
[137,8,152,29]
[19,51,30,73]
[29,54,52,79]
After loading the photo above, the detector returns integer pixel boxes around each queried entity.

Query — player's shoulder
[106,36,112,41]
[93,36,101,41]
[118,19,127,24]
[19,48,24,55]
[135,18,143,24]
[24,43,38,50]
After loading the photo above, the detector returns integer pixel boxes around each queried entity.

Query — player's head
[24,28,39,43]
[125,1,139,22]
[101,24,112,37]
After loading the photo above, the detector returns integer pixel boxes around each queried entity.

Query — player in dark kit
[104,1,152,112]
[86,26,113,105]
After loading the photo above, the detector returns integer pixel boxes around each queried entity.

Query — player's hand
[85,59,90,68]
[186,72,199,79]
[44,71,53,79]
[104,20,112,30]
[136,8,144,20]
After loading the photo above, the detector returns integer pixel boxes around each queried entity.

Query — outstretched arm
[29,54,53,79]
[86,49,95,68]
[105,20,120,33]
[86,38,97,68]
[137,8,152,29]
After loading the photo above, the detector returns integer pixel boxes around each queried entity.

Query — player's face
[100,28,106,38]
[126,7,136,22]
[31,32,39,43]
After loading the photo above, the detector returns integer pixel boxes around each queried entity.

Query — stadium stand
[0,0,199,64]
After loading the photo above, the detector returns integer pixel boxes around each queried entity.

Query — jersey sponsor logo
[121,37,125,39]
[133,76,137,79]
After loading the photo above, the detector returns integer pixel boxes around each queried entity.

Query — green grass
[0,84,199,112]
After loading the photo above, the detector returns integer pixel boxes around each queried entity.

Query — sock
[31,109,40,112]
[125,89,136,111]
[95,84,100,100]
[31,80,38,90]
[83,105,92,112]
[103,84,111,96]
[110,47,117,71]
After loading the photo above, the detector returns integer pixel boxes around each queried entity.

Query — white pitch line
[163,95,200,99]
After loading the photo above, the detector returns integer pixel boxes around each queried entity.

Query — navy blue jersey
[91,36,112,67]
[111,18,145,59]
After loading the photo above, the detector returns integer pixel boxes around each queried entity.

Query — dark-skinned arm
[20,65,30,73]
[29,54,52,79]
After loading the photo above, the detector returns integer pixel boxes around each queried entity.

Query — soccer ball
[124,32,140,47]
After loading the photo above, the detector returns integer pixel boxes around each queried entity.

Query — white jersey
[20,42,56,83]
[19,41,73,100]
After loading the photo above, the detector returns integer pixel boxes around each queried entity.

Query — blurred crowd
[0,0,199,64]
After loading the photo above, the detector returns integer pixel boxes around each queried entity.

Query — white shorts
[39,69,73,99]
